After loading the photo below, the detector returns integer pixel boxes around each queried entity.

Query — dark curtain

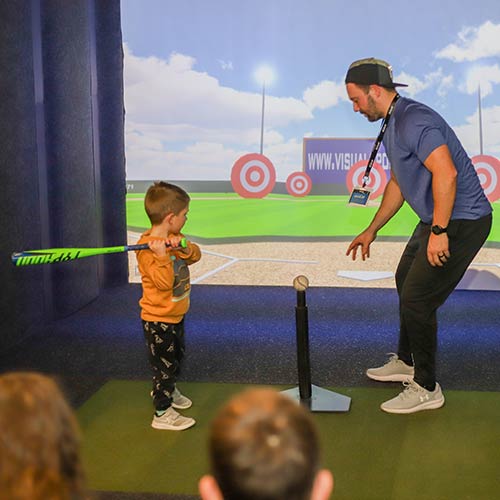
[0,0,126,352]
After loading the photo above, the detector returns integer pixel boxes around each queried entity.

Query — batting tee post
[281,275,351,413]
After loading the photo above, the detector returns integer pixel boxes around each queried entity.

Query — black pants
[142,319,185,411]
[395,214,492,389]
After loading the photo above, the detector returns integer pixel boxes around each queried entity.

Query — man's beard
[363,95,384,122]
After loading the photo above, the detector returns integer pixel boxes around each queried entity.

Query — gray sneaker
[150,387,193,409]
[366,353,415,382]
[151,407,195,430]
[381,381,445,414]
[172,387,192,410]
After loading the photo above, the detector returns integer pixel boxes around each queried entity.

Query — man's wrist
[431,224,448,235]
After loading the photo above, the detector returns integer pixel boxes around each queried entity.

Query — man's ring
[439,253,445,259]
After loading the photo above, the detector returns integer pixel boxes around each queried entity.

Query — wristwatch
[431,224,448,235]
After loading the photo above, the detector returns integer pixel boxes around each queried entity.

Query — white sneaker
[151,407,195,431]
[150,387,193,410]
[172,387,192,410]
[366,353,415,382]
[381,380,445,414]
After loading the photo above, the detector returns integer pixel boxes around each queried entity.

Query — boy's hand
[148,239,168,257]
[166,235,188,253]
[148,236,188,256]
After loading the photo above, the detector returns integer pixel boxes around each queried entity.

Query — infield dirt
[128,232,500,289]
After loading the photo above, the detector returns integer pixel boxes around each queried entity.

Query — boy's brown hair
[144,181,190,226]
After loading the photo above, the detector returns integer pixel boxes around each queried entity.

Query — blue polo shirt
[383,97,491,224]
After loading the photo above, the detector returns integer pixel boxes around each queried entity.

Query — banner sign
[303,138,391,184]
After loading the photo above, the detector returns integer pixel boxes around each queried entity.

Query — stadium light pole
[478,84,484,155]
[255,66,275,155]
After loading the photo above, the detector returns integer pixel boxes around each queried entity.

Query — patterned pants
[142,319,185,411]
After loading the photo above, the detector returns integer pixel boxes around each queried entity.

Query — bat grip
[131,237,187,251]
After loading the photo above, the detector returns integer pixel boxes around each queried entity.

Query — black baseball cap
[345,58,408,88]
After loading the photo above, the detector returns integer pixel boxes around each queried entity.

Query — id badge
[348,186,371,206]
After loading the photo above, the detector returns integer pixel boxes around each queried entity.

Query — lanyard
[361,93,400,188]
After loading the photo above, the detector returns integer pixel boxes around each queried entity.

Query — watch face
[432,225,446,235]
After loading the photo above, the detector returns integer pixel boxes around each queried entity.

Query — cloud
[126,121,284,148]
[124,44,312,130]
[453,105,500,156]
[395,72,428,96]
[395,69,453,98]
[303,80,347,111]
[123,44,316,180]
[263,138,304,179]
[435,21,500,62]
[436,74,454,97]
[125,131,244,180]
[300,69,454,105]
[218,59,233,70]
[460,64,500,97]
[125,128,302,181]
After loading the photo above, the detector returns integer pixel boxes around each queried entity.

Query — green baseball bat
[11,238,187,267]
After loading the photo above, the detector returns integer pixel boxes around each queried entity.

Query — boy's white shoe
[151,407,195,430]
[381,380,445,414]
[150,387,193,409]
[172,387,192,410]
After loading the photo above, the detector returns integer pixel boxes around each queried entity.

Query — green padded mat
[78,381,500,500]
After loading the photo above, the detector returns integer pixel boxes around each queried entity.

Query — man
[345,58,492,414]
[198,388,333,500]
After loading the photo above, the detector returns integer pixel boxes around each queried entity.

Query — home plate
[337,270,394,281]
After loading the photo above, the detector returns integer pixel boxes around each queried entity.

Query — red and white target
[286,172,312,197]
[471,155,500,203]
[231,153,276,198]
[346,160,387,199]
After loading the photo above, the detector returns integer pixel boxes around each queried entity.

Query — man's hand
[345,177,403,262]
[346,229,377,261]
[427,233,450,267]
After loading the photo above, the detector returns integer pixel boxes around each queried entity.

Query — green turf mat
[78,381,500,499]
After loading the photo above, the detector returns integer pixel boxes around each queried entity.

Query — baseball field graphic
[122,2,500,288]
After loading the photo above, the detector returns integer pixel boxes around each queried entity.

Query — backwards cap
[345,57,407,88]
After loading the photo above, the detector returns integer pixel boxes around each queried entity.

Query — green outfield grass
[126,193,499,242]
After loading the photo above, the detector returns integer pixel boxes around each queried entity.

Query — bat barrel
[11,247,126,266]
[12,248,90,266]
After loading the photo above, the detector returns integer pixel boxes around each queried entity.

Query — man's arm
[365,175,405,234]
[423,144,457,267]
[346,176,404,260]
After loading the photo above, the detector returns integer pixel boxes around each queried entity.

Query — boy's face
[168,205,189,234]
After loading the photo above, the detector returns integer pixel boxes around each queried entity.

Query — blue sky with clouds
[121,0,500,181]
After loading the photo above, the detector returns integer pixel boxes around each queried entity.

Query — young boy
[136,181,201,430]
